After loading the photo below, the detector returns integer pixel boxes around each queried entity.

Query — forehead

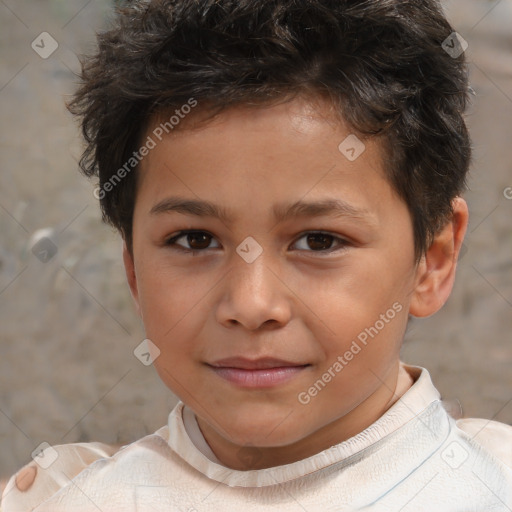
[141,96,387,174]
[135,96,395,223]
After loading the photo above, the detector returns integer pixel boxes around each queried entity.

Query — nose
[215,251,292,331]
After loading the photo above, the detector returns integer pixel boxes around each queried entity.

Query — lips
[208,356,309,370]
[206,357,311,388]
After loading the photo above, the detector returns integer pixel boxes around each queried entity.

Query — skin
[123,95,468,470]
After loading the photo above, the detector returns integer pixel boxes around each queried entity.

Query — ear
[409,197,469,318]
[123,240,141,317]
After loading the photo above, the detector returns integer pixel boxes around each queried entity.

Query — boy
[2,0,512,510]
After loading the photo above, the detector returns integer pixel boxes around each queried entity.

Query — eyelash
[164,230,350,256]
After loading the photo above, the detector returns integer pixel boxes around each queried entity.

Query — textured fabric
[2,364,512,511]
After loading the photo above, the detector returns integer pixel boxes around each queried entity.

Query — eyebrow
[150,196,374,225]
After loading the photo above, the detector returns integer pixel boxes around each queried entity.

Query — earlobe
[122,241,141,317]
[409,197,469,318]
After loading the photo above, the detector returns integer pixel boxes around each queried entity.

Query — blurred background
[0,0,511,483]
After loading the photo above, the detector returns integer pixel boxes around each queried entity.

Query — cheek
[311,306,408,411]
[135,263,215,370]
[135,257,203,330]
[301,258,405,330]
[321,305,407,365]
[311,264,410,373]
[136,274,188,358]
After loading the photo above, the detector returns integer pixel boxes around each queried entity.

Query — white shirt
[2,365,512,511]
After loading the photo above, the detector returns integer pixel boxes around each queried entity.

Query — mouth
[206,357,311,388]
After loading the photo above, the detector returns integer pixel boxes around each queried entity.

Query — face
[123,96,464,469]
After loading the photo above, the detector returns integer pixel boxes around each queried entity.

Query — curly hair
[68,0,472,260]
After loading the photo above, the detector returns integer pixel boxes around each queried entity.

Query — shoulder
[1,427,172,512]
[1,441,120,512]
[455,417,512,468]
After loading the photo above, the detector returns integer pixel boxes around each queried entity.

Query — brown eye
[187,232,212,249]
[292,232,349,254]
[165,231,220,252]
[306,233,335,251]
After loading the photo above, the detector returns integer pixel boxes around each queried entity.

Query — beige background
[0,0,511,481]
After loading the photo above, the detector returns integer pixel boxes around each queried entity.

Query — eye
[291,232,349,253]
[165,230,220,252]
